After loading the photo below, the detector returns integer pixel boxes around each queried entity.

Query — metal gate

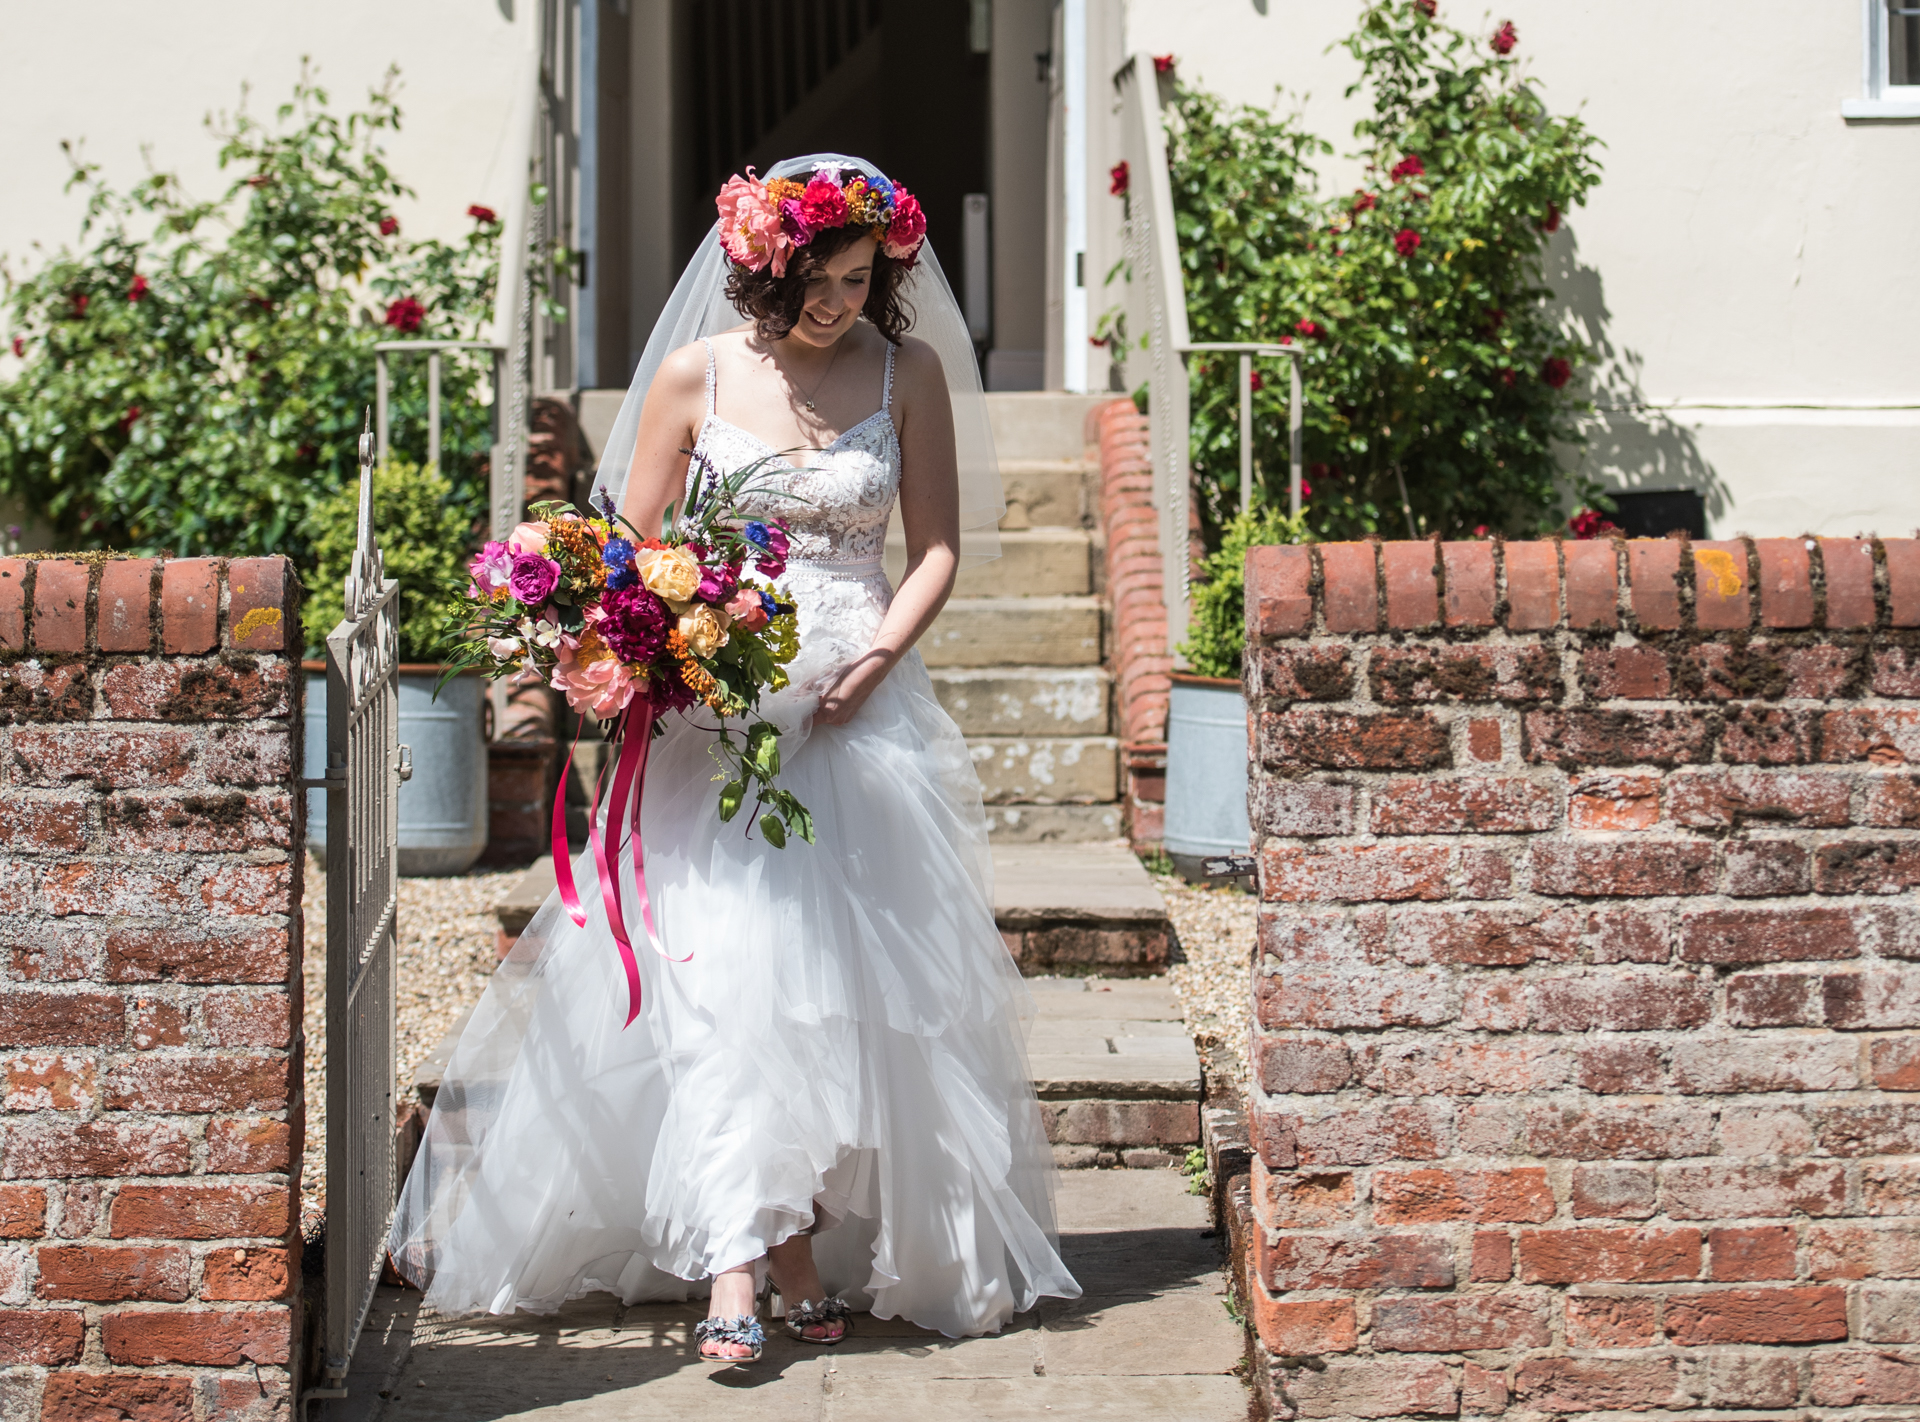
[305,416,408,1409]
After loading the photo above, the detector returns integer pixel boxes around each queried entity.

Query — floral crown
[715,165,926,279]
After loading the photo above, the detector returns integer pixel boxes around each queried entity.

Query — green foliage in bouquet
[0,66,498,559]
[308,457,472,663]
[1179,506,1311,680]
[1165,0,1605,548]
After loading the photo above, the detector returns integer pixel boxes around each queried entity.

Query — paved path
[330,1170,1246,1421]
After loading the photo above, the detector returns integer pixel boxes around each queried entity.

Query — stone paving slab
[993,846,1169,928]
[321,1170,1245,1422]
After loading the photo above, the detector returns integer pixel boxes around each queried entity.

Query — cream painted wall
[0,0,533,286]
[1118,0,1920,538]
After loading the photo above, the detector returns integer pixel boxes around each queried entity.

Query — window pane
[1892,0,1920,87]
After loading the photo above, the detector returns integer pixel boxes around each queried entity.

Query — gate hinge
[395,744,413,782]
[1203,854,1259,881]
[298,770,346,790]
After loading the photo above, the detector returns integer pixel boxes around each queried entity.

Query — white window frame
[1845,0,1920,119]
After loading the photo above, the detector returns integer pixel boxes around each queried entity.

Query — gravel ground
[1157,872,1257,1102]
[300,861,525,1233]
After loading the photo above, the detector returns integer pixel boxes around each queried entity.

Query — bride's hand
[814,651,893,725]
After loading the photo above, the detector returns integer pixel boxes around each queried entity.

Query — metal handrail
[1117,51,1192,654]
[1179,343,1305,520]
[372,341,507,476]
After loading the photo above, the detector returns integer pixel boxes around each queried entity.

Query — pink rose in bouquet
[725,587,770,632]
[550,631,638,718]
[509,552,562,605]
[468,541,514,600]
[508,520,549,555]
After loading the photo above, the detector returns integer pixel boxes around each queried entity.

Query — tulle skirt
[387,567,1080,1337]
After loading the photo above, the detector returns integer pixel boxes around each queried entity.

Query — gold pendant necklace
[790,336,844,414]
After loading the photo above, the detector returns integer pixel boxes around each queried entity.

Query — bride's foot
[698,1265,763,1362]
[767,1233,850,1344]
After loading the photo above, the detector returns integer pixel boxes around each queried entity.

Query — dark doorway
[674,0,989,277]
[1608,489,1707,540]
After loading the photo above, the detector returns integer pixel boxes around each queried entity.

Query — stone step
[984,391,1115,461]
[992,842,1171,976]
[1025,976,1199,1161]
[970,735,1118,804]
[999,458,1094,529]
[931,667,1111,737]
[920,596,1103,668]
[886,527,1092,598]
[984,803,1124,842]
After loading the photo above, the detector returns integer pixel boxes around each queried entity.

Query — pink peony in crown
[716,166,925,278]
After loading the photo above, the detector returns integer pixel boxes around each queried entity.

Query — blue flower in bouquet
[743,521,770,549]
[758,590,780,620]
[753,522,791,578]
[602,536,638,590]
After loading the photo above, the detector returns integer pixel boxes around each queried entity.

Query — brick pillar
[1096,399,1173,850]
[0,555,301,1421]
[1237,534,1920,1419]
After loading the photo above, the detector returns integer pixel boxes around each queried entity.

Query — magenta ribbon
[553,695,688,1026]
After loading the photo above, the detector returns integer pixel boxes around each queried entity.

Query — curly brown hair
[724,225,913,344]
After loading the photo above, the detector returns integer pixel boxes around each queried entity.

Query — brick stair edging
[1235,531,1920,1420]
[1093,399,1174,850]
[0,554,304,1421]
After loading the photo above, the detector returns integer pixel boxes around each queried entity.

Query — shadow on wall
[1544,226,1731,530]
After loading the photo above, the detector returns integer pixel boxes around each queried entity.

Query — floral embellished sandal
[694,1312,765,1363]
[769,1287,853,1345]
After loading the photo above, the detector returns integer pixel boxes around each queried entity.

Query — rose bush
[1166,0,1604,545]
[0,68,500,561]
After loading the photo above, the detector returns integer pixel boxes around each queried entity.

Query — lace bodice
[689,338,902,716]
[689,338,900,569]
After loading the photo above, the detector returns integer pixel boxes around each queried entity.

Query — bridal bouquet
[440,454,813,1022]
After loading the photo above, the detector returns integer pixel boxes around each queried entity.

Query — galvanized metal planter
[304,668,487,876]
[1162,673,1251,882]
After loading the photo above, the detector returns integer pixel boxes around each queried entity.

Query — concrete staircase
[890,393,1122,844]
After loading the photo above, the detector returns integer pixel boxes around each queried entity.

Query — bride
[388,155,1081,1362]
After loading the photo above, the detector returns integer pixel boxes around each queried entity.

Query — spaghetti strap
[881,342,897,414]
[700,337,716,416]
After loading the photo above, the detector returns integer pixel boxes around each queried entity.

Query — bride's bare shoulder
[891,335,950,404]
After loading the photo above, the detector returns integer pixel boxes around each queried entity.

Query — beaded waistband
[782,555,886,577]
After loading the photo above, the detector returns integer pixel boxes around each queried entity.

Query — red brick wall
[1096,399,1173,848]
[1239,535,1920,1419]
[0,556,301,1421]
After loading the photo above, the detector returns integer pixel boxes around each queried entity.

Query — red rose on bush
[1390,155,1426,183]
[1541,356,1571,388]
[385,297,426,333]
[70,293,89,318]
[1153,54,1176,74]
[9,337,22,358]
[119,406,142,435]
[467,204,498,224]
[127,274,149,302]
[380,216,400,236]
[1568,507,1618,539]
[1109,161,1130,196]
[1394,228,1422,257]
[1414,0,1437,14]
[1499,367,1517,388]
[1295,319,1323,339]
[1541,202,1561,233]
[1352,191,1377,212]
[1491,20,1517,53]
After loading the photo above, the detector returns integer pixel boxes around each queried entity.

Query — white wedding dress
[388,338,1080,1337]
